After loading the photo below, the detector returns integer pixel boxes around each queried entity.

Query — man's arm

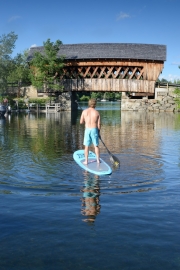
[97,113,101,131]
[80,111,85,124]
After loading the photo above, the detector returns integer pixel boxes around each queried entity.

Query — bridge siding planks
[63,59,162,93]
[62,79,155,93]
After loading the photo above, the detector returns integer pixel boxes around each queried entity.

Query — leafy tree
[80,95,89,101]
[174,88,180,110]
[90,92,103,100]
[105,92,115,100]
[0,31,18,95]
[161,78,168,83]
[101,92,121,101]
[7,50,31,86]
[29,39,65,92]
[173,79,180,84]
[9,51,30,83]
[115,92,121,100]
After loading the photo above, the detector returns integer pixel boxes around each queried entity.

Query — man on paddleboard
[80,99,101,165]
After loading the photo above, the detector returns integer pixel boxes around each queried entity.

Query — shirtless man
[80,99,101,165]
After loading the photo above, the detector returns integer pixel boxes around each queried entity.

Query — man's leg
[94,145,100,163]
[83,145,89,165]
[91,128,100,163]
[83,128,90,165]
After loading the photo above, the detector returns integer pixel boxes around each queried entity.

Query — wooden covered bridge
[28,43,166,97]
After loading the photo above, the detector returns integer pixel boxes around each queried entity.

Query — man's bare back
[80,107,100,129]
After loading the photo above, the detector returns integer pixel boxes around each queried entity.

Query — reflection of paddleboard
[73,150,112,176]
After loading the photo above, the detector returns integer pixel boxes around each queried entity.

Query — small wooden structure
[28,43,166,96]
[46,103,64,112]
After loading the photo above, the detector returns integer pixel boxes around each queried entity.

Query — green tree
[174,88,180,110]
[174,63,180,109]
[115,92,121,100]
[0,31,18,95]
[105,92,115,100]
[90,92,103,100]
[173,79,180,84]
[7,50,31,86]
[80,95,89,101]
[161,78,168,83]
[29,39,65,92]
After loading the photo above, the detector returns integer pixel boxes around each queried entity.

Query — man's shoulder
[83,108,88,113]
[95,109,100,115]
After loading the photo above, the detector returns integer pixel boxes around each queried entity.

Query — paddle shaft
[99,136,112,156]
[99,135,120,166]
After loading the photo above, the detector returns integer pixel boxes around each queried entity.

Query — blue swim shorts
[83,128,99,147]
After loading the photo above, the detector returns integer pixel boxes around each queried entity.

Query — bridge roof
[28,43,166,61]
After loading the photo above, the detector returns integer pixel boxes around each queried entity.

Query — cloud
[30,44,37,48]
[8,16,21,22]
[171,62,180,65]
[160,74,180,81]
[117,12,130,21]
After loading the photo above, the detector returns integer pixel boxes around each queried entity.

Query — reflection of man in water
[81,173,101,224]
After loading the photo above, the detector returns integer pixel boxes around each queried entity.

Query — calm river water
[0,102,180,270]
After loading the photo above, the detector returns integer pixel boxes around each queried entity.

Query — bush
[174,88,180,109]
[80,95,89,101]
[28,98,51,105]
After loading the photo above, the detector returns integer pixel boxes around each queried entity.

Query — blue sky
[1,0,180,81]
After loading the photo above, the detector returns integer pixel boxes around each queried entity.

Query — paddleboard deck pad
[73,150,112,175]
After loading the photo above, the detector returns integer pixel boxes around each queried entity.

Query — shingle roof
[28,43,166,61]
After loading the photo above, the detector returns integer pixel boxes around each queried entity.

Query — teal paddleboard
[73,150,112,176]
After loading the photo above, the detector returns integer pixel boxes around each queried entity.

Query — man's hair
[88,99,96,108]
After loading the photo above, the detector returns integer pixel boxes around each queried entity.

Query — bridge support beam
[71,92,78,110]
[57,91,78,111]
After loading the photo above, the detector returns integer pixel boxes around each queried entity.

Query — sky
[0,0,180,81]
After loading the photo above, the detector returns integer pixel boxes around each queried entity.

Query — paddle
[99,134,120,167]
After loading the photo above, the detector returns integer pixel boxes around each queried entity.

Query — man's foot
[97,159,101,164]
[83,161,88,165]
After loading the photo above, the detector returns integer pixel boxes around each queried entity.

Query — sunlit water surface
[0,102,180,269]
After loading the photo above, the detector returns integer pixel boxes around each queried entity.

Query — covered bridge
[28,43,166,96]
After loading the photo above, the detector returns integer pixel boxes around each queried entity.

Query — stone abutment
[121,88,177,112]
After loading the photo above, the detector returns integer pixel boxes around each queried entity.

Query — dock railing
[29,103,62,112]
[45,103,62,112]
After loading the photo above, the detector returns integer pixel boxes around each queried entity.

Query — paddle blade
[99,136,120,167]
[109,154,120,167]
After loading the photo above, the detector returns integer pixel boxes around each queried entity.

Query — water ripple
[1,149,165,197]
